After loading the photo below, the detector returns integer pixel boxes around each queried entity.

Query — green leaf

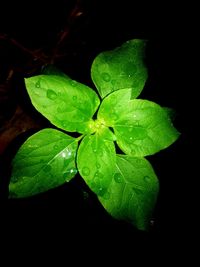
[91,39,148,99]
[9,128,78,198]
[98,155,159,230]
[77,131,116,196]
[25,75,100,134]
[98,89,180,156]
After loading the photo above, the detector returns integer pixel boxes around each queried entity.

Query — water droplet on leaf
[57,105,67,113]
[72,95,77,101]
[144,176,150,182]
[67,150,72,157]
[11,176,18,183]
[135,158,143,166]
[61,152,67,158]
[111,113,118,121]
[114,173,123,183]
[98,150,103,156]
[35,80,40,88]
[96,187,106,196]
[102,191,111,200]
[94,171,103,179]
[71,80,77,87]
[63,168,77,181]
[46,89,58,100]
[101,72,111,82]
[63,172,70,182]
[96,163,101,169]
[70,168,77,174]
[132,187,142,195]
[82,167,90,176]
[53,145,59,149]
[61,121,68,127]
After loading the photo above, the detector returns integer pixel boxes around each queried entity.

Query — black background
[0,0,195,263]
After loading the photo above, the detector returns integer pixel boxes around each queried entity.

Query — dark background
[0,0,195,263]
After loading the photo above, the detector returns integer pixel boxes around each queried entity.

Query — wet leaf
[98,89,180,156]
[9,128,78,198]
[99,155,159,230]
[91,39,148,98]
[77,132,116,196]
[25,75,100,134]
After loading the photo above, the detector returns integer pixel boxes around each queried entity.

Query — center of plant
[89,118,106,133]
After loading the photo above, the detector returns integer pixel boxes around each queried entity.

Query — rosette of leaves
[8,39,180,230]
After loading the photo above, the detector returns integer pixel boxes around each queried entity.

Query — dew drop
[144,176,151,182]
[82,167,90,176]
[135,158,143,165]
[70,168,77,174]
[11,176,18,183]
[63,172,70,182]
[114,173,123,183]
[94,171,103,179]
[78,116,85,122]
[72,95,77,101]
[71,80,77,87]
[111,113,118,121]
[61,121,68,127]
[61,152,67,158]
[98,150,103,156]
[35,80,40,88]
[132,187,142,195]
[67,150,72,157]
[130,149,135,155]
[57,105,67,113]
[95,98,99,105]
[101,72,111,82]
[96,163,101,169]
[96,187,106,196]
[46,89,58,100]
[53,145,59,149]
[128,127,133,133]
[102,191,111,200]
[63,168,77,181]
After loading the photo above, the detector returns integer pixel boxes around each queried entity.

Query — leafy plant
[8,39,180,230]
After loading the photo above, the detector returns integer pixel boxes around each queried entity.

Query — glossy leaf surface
[9,128,78,198]
[99,155,159,230]
[25,75,100,134]
[91,39,148,98]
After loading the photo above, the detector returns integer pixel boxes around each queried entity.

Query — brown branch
[0,33,49,64]
[50,0,84,63]
[0,0,85,67]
